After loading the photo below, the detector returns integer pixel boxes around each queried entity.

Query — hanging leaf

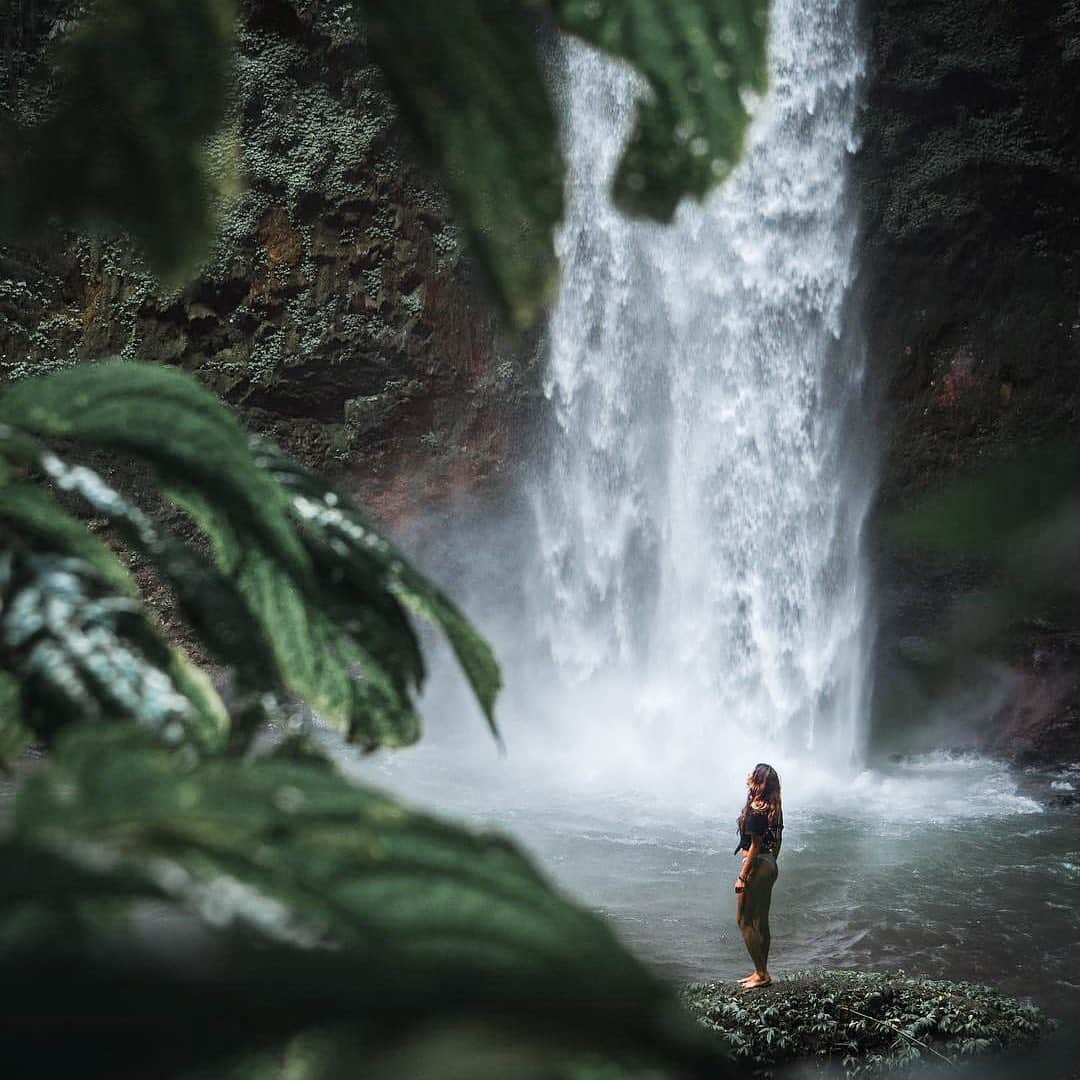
[0,481,137,596]
[3,0,238,280]
[38,452,277,686]
[549,0,771,221]
[0,362,308,580]
[252,441,501,737]
[14,725,731,1079]
[235,543,422,748]
[167,483,421,749]
[0,552,227,753]
[360,0,563,329]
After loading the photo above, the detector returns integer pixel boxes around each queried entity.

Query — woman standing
[733,763,783,989]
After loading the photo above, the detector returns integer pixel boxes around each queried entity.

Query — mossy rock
[683,970,1049,1077]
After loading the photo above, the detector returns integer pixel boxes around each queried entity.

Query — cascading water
[519,0,872,795]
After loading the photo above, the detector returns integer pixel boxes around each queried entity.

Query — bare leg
[736,856,777,988]
[735,891,757,983]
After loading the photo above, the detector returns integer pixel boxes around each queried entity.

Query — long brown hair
[737,763,782,831]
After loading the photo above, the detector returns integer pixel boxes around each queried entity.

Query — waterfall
[392,0,872,813]
[515,0,871,793]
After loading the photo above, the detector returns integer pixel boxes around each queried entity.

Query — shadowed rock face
[859,0,1080,761]
[0,0,542,525]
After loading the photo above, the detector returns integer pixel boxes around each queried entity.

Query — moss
[1,0,542,499]
[683,970,1050,1077]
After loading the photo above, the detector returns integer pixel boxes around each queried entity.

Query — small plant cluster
[682,970,1049,1077]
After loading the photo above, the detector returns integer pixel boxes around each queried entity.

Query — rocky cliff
[858,0,1080,761]
[0,0,541,527]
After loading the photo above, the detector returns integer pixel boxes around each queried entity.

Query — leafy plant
[0,359,730,1077]
[0,0,775,1075]
[2,0,238,281]
[0,360,496,755]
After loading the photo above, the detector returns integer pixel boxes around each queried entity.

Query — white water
[521,6,871,799]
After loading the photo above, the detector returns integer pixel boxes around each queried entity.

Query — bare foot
[737,973,758,985]
[742,973,772,990]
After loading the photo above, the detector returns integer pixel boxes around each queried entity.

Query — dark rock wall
[859,0,1080,761]
[0,0,541,525]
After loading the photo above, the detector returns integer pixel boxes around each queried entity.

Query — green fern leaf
[0,482,136,596]
[252,441,501,736]
[168,483,420,748]
[38,452,277,685]
[0,362,308,580]
[0,670,30,769]
[239,545,422,748]
[550,0,770,221]
[0,552,227,753]
[15,725,727,1078]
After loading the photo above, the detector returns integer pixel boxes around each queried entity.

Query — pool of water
[365,749,1080,1026]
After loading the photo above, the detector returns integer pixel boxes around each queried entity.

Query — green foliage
[360,0,770,326]
[550,0,770,220]
[180,514,424,748]
[0,361,496,751]
[3,0,238,280]
[252,441,501,734]
[0,551,228,757]
[361,0,563,329]
[4,1,770,326]
[0,670,29,769]
[0,362,307,579]
[683,971,1048,1077]
[38,452,279,686]
[0,4,779,1076]
[5,724,730,1079]
[0,478,137,595]
[890,444,1080,560]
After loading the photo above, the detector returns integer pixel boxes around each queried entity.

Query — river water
[370,0,1080,1037]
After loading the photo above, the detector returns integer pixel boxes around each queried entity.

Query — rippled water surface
[369,749,1080,1025]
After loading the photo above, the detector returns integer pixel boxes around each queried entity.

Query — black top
[734,804,783,856]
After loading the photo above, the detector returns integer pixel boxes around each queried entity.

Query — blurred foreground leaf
[891,444,1080,559]
[550,0,770,220]
[0,478,137,596]
[0,362,307,579]
[253,441,501,737]
[359,0,770,327]
[0,362,500,751]
[38,451,278,688]
[3,0,238,280]
[9,725,732,1079]
[0,553,228,754]
[361,0,563,329]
